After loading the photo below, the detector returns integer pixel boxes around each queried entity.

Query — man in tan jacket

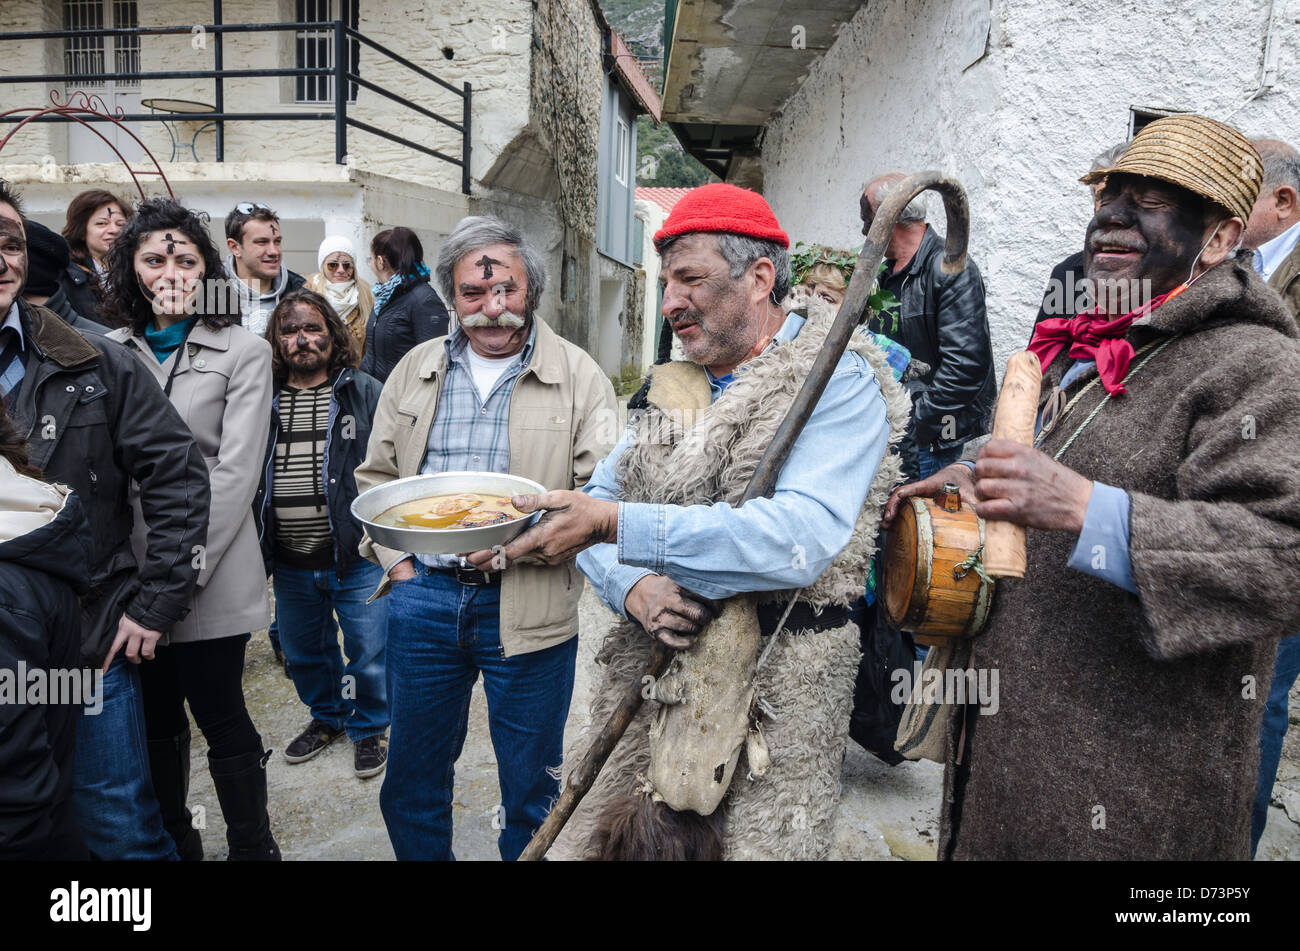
[355,215,616,860]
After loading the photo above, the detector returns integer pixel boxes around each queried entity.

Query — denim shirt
[577,314,891,613]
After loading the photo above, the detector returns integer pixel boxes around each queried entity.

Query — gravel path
[182,584,1300,861]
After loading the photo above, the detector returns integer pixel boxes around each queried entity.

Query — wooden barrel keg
[882,491,994,646]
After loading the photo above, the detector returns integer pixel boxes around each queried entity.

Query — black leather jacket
[254,365,383,577]
[873,226,996,458]
[10,302,211,667]
[358,279,450,383]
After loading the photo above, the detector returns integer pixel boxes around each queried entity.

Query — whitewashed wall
[761,0,1300,377]
[5,161,468,284]
[1,0,533,191]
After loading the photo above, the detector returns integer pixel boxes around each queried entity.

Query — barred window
[63,0,139,89]
[112,1,140,85]
[296,0,359,104]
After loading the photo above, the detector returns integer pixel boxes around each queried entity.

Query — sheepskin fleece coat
[556,298,911,860]
[941,256,1300,860]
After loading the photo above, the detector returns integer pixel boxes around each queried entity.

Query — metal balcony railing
[0,20,472,194]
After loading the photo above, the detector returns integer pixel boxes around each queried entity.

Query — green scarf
[144,317,197,363]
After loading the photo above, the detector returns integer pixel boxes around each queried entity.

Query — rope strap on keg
[953,544,991,585]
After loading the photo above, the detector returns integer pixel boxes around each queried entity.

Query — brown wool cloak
[941,256,1300,860]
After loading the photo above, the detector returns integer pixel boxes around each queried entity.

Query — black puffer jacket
[10,302,211,668]
[358,278,449,383]
[0,477,91,860]
[253,366,383,577]
[873,226,996,458]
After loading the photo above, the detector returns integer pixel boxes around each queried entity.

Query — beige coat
[355,317,617,657]
[306,271,372,366]
[107,321,273,642]
[1268,235,1300,318]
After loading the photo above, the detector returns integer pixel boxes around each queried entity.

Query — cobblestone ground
[184,585,1300,861]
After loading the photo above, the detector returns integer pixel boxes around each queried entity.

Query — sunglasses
[234,202,272,215]
[325,260,354,272]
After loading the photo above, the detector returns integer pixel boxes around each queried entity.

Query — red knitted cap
[653,183,789,248]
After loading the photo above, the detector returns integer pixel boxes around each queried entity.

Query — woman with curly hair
[102,196,280,861]
[60,188,131,318]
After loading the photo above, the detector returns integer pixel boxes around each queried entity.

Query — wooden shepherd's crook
[518,171,971,861]
[982,351,1043,578]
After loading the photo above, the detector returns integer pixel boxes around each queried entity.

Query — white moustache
[460,311,526,329]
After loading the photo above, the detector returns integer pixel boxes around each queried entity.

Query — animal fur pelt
[648,596,762,815]
[554,296,911,861]
[587,795,726,861]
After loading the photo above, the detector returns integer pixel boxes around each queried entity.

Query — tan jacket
[107,321,274,642]
[1269,237,1300,318]
[355,317,617,656]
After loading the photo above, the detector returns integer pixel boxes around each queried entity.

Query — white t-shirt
[463,346,519,402]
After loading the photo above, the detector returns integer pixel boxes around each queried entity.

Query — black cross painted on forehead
[164,232,176,255]
[475,254,504,280]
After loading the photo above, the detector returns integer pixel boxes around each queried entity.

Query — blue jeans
[273,559,389,741]
[1252,633,1300,856]
[72,656,178,860]
[918,443,963,480]
[380,565,578,861]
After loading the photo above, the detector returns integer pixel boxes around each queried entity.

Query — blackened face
[1085,174,1213,305]
[279,303,332,375]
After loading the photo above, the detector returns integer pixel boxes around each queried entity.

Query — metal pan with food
[351,471,547,556]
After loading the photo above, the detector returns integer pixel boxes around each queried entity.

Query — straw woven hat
[1079,114,1261,222]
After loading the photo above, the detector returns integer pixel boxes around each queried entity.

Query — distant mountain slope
[599,0,714,188]
[600,0,663,59]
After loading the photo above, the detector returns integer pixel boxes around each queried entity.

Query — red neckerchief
[1028,284,1185,396]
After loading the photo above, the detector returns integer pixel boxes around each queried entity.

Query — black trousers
[140,635,261,760]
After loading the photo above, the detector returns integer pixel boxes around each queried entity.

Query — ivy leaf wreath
[790,241,900,334]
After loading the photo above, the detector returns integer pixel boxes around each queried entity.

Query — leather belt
[430,564,500,587]
[756,600,848,638]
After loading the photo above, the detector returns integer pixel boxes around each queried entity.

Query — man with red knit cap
[471,182,911,859]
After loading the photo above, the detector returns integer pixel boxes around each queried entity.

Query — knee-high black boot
[147,727,204,861]
[208,746,281,861]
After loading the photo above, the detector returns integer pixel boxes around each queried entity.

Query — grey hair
[715,234,791,301]
[655,231,791,301]
[435,215,547,315]
[1090,141,1129,173]
[1252,138,1300,192]
[873,178,927,223]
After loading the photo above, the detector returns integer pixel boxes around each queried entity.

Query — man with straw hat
[887,114,1300,859]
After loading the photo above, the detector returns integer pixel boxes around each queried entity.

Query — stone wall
[760,0,1300,378]
[528,0,602,237]
[0,0,79,164]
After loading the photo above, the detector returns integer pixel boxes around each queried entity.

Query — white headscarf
[316,235,359,317]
